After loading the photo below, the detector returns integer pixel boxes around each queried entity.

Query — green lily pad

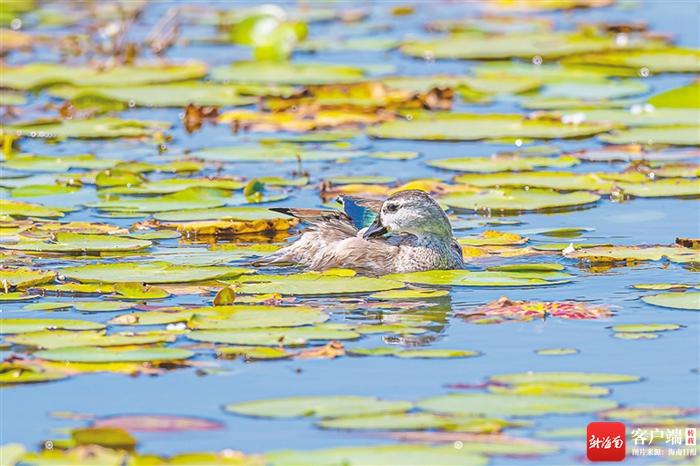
[632,283,698,290]
[642,292,700,310]
[188,305,329,329]
[616,179,700,197]
[370,151,420,160]
[5,330,174,349]
[49,82,258,108]
[369,289,450,300]
[217,346,291,360]
[0,292,40,302]
[225,395,412,419]
[153,206,289,222]
[400,32,641,60]
[368,113,612,141]
[0,318,105,334]
[441,188,600,212]
[562,47,700,73]
[236,273,404,295]
[568,245,698,263]
[428,155,579,173]
[0,232,151,253]
[187,326,361,346]
[60,261,250,284]
[2,117,170,139]
[267,444,488,466]
[648,82,700,108]
[0,62,207,90]
[418,393,618,417]
[10,184,81,197]
[609,323,681,333]
[393,349,480,359]
[101,178,246,195]
[488,382,609,397]
[317,412,513,433]
[489,371,640,385]
[113,283,170,300]
[88,188,229,213]
[0,199,70,218]
[383,270,570,287]
[454,171,613,191]
[211,61,365,85]
[599,126,700,146]
[191,144,367,163]
[536,79,649,100]
[34,346,194,363]
[0,267,56,288]
[2,154,120,172]
[0,366,68,386]
[73,301,134,312]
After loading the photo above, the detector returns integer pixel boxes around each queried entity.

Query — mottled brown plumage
[262,190,464,276]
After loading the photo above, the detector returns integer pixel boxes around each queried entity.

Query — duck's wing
[338,195,382,230]
[269,207,357,236]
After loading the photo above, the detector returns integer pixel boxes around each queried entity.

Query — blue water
[1,1,699,465]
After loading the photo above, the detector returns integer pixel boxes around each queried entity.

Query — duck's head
[363,190,452,240]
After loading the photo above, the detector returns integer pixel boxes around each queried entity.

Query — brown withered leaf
[163,218,296,238]
[183,103,219,133]
[294,341,345,360]
[213,286,236,306]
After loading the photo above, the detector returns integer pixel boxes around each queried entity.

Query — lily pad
[153,206,289,222]
[440,188,600,212]
[49,82,258,108]
[454,171,613,191]
[0,268,56,288]
[33,347,194,363]
[267,444,488,466]
[0,318,104,334]
[369,289,450,300]
[224,395,412,419]
[641,292,700,310]
[0,233,151,253]
[191,145,367,163]
[616,179,700,197]
[489,371,640,385]
[428,155,579,173]
[217,346,291,361]
[418,393,618,417]
[609,323,681,332]
[236,273,404,295]
[567,245,699,263]
[317,412,513,433]
[211,61,365,85]
[535,348,580,356]
[0,199,70,218]
[2,117,170,139]
[383,270,570,287]
[0,365,68,386]
[488,382,609,397]
[400,32,640,60]
[60,262,250,284]
[599,126,700,146]
[5,330,174,349]
[0,62,207,90]
[648,82,700,108]
[368,113,612,141]
[562,47,700,73]
[88,188,229,213]
[394,349,480,359]
[187,326,361,346]
[188,305,329,329]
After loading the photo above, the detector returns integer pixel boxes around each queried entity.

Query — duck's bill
[363,219,388,239]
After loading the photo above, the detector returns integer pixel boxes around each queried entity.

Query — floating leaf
[5,330,174,349]
[458,231,527,246]
[428,155,579,173]
[113,283,170,300]
[489,382,609,397]
[394,349,480,359]
[225,395,412,419]
[454,171,613,191]
[88,188,229,213]
[211,61,365,85]
[0,199,70,218]
[609,323,681,332]
[154,207,289,222]
[71,426,136,450]
[191,144,366,163]
[562,47,700,73]
[0,318,104,334]
[217,346,291,361]
[0,232,151,253]
[647,82,700,108]
[187,326,360,346]
[368,113,612,141]
[535,348,579,356]
[400,32,644,60]
[2,117,170,139]
[641,292,700,310]
[92,414,223,432]
[568,245,698,263]
[267,444,488,466]
[0,267,56,288]
[188,305,329,329]
[73,301,134,312]
[460,298,612,323]
[60,262,250,284]
[50,82,257,108]
[418,393,617,417]
[0,364,68,386]
[599,126,700,146]
[616,179,700,198]
[383,270,571,287]
[489,372,640,385]
[440,188,600,212]
[317,412,513,433]
[369,289,449,300]
[34,347,194,363]
[236,273,404,295]
[613,332,658,340]
[0,62,207,90]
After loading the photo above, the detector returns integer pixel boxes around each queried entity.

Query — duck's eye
[384,203,398,213]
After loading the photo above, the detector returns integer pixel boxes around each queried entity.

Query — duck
[262,190,464,276]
